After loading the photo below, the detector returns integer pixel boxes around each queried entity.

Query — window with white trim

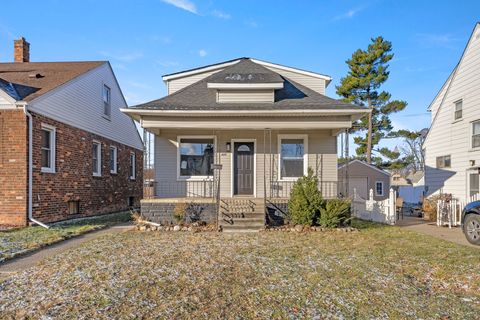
[93,141,101,176]
[472,120,480,149]
[41,124,55,173]
[375,181,384,196]
[178,137,214,178]
[109,146,117,174]
[436,155,451,168]
[129,152,136,180]
[279,135,307,179]
[470,173,479,198]
[454,99,463,120]
[103,84,111,118]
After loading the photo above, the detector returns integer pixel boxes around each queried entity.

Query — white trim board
[277,134,308,181]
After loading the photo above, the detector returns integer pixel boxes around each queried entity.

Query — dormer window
[454,99,462,120]
[103,84,111,118]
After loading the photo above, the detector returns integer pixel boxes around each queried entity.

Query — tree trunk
[366,98,373,164]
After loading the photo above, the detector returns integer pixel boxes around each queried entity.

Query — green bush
[318,199,352,228]
[287,168,323,226]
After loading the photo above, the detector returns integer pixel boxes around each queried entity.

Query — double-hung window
[470,173,479,198]
[93,141,102,176]
[436,155,451,168]
[472,120,480,149]
[103,84,111,118]
[110,146,117,174]
[129,152,136,180]
[279,135,307,179]
[375,181,384,196]
[178,137,214,179]
[454,99,463,121]
[41,124,56,173]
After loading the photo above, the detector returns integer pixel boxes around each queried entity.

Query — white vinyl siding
[154,129,337,198]
[28,63,143,150]
[424,25,480,201]
[217,90,274,103]
[41,124,56,173]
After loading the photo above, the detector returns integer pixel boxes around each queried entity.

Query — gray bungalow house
[122,58,369,231]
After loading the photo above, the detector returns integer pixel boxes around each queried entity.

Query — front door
[233,142,254,195]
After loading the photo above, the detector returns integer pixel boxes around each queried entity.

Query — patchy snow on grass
[0,222,479,319]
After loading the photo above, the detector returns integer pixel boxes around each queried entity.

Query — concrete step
[220,217,264,226]
[221,224,264,232]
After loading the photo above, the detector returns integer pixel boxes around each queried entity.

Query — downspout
[21,103,49,229]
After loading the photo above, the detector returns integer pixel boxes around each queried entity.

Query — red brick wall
[0,109,28,226]
[31,113,143,223]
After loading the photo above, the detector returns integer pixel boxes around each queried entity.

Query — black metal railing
[269,180,338,199]
[152,179,215,198]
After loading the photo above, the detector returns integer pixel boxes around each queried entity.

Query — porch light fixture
[470,160,476,167]
[226,142,231,152]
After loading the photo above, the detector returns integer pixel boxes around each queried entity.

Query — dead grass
[0,220,479,319]
[0,211,131,262]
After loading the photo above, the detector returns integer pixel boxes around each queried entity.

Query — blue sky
[0,0,479,152]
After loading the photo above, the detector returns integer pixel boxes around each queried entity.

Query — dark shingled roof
[207,59,283,84]
[0,61,105,101]
[131,59,365,111]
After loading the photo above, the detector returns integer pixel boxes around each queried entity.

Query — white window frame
[109,146,117,174]
[129,152,136,180]
[472,120,480,150]
[453,99,463,121]
[102,84,111,119]
[93,141,102,177]
[277,134,308,181]
[176,135,216,181]
[40,124,56,173]
[375,181,384,196]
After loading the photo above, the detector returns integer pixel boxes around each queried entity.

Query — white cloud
[198,49,207,57]
[244,20,258,28]
[415,33,461,48]
[212,10,231,19]
[155,60,180,67]
[332,7,363,21]
[100,51,143,62]
[161,0,197,14]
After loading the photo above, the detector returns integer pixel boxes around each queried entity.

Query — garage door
[349,177,368,199]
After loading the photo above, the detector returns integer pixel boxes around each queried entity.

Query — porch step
[219,198,265,232]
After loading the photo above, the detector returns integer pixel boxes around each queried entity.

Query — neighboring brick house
[0,38,143,226]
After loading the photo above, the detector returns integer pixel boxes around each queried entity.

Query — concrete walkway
[0,223,133,279]
[396,216,479,249]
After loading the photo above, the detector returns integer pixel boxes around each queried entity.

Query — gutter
[20,102,49,229]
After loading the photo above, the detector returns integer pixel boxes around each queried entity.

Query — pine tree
[336,36,407,164]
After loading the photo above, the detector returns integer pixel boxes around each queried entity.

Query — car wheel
[464,214,480,245]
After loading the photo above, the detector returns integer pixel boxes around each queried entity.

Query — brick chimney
[14,37,30,63]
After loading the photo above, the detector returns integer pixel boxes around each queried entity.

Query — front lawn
[0,221,479,319]
[0,211,131,262]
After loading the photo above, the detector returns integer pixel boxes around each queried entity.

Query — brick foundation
[141,199,217,225]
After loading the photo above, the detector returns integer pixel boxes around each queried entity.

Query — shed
[338,160,391,200]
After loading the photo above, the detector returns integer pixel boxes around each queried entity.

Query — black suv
[461,200,480,245]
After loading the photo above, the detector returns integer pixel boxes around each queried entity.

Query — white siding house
[424,23,480,202]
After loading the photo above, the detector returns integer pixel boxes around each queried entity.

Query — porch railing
[269,180,338,199]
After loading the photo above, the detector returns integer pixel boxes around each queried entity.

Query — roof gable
[338,159,390,177]
[0,61,105,101]
[424,22,480,145]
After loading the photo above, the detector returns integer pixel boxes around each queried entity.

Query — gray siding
[338,161,390,200]
[217,89,274,103]
[154,129,338,198]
